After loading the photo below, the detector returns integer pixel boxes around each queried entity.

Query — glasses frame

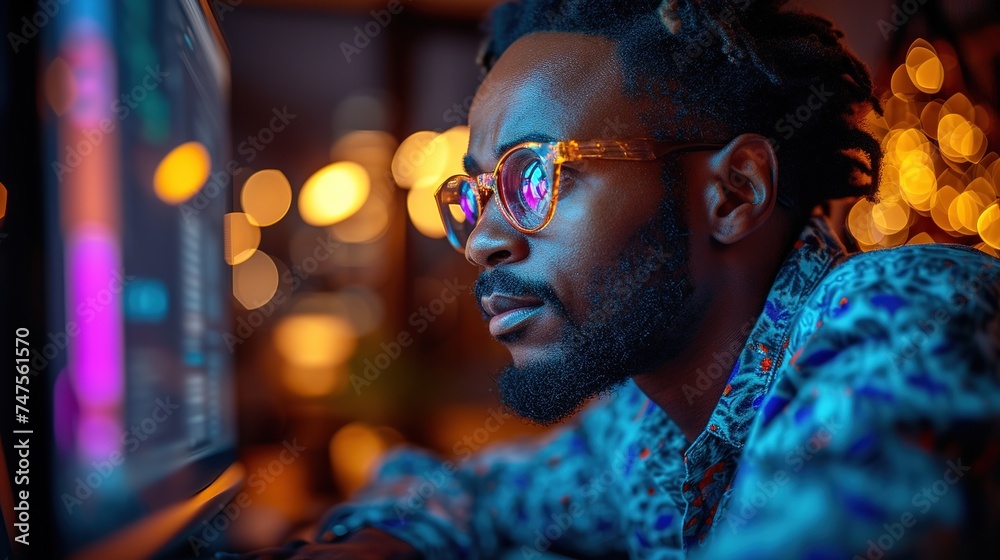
[434,138,726,251]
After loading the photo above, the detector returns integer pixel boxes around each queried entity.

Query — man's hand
[214,528,423,560]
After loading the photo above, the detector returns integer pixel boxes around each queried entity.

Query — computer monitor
[2,1,239,558]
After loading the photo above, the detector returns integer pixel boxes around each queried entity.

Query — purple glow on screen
[68,231,124,411]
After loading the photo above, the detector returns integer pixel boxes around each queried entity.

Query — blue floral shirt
[318,216,1000,559]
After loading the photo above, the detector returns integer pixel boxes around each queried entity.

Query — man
[224,0,1000,558]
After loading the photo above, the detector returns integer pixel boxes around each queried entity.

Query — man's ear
[702,134,779,245]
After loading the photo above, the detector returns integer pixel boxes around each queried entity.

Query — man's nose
[465,197,529,268]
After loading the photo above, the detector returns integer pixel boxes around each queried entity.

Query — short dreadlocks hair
[478,0,883,215]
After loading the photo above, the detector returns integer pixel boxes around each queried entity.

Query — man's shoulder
[803,243,999,323]
[785,243,1000,384]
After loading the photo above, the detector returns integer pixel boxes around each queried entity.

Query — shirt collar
[637,214,848,452]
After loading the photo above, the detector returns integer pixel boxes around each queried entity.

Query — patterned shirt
[317,216,1000,559]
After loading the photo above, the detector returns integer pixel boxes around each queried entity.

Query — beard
[474,170,702,426]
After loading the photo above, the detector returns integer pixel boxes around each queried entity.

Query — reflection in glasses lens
[459,179,479,225]
[520,159,549,215]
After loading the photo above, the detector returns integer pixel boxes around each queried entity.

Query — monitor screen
[39,0,235,555]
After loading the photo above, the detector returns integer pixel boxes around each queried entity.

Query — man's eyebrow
[463,133,560,176]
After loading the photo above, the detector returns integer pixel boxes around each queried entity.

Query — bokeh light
[391,131,446,189]
[224,212,261,265]
[241,169,292,227]
[330,191,391,244]
[153,141,211,205]
[273,313,357,369]
[299,161,370,226]
[0,181,7,220]
[852,38,997,251]
[331,130,398,169]
[905,45,944,94]
[979,203,1000,250]
[233,250,279,310]
[280,364,346,398]
[329,422,394,495]
[407,185,446,239]
[291,289,384,337]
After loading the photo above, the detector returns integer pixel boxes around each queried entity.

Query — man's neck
[632,302,761,443]
[632,242,792,443]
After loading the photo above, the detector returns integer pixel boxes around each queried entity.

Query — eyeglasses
[434,138,725,252]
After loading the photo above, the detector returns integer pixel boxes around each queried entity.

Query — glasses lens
[498,147,553,230]
[438,176,479,250]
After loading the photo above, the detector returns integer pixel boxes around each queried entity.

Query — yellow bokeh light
[224,212,261,265]
[330,192,391,244]
[330,422,391,495]
[930,185,960,233]
[883,95,920,130]
[905,47,944,94]
[942,93,976,121]
[241,169,292,227]
[407,184,446,239]
[233,251,279,310]
[872,200,911,235]
[848,199,884,247]
[907,232,935,245]
[391,131,446,189]
[967,177,997,201]
[299,161,370,226]
[950,190,988,235]
[281,365,345,398]
[898,156,937,209]
[153,141,211,205]
[939,114,987,164]
[890,65,918,98]
[876,227,910,249]
[331,130,398,169]
[920,101,943,139]
[978,203,1000,250]
[273,313,357,369]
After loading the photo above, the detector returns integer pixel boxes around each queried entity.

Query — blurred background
[1,0,999,558]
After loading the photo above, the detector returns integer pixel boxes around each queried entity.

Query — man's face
[465,32,705,425]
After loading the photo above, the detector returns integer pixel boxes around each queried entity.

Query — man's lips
[481,294,545,337]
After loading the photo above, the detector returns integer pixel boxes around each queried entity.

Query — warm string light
[851,39,999,254]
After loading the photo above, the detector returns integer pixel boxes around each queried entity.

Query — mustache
[473,268,567,319]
